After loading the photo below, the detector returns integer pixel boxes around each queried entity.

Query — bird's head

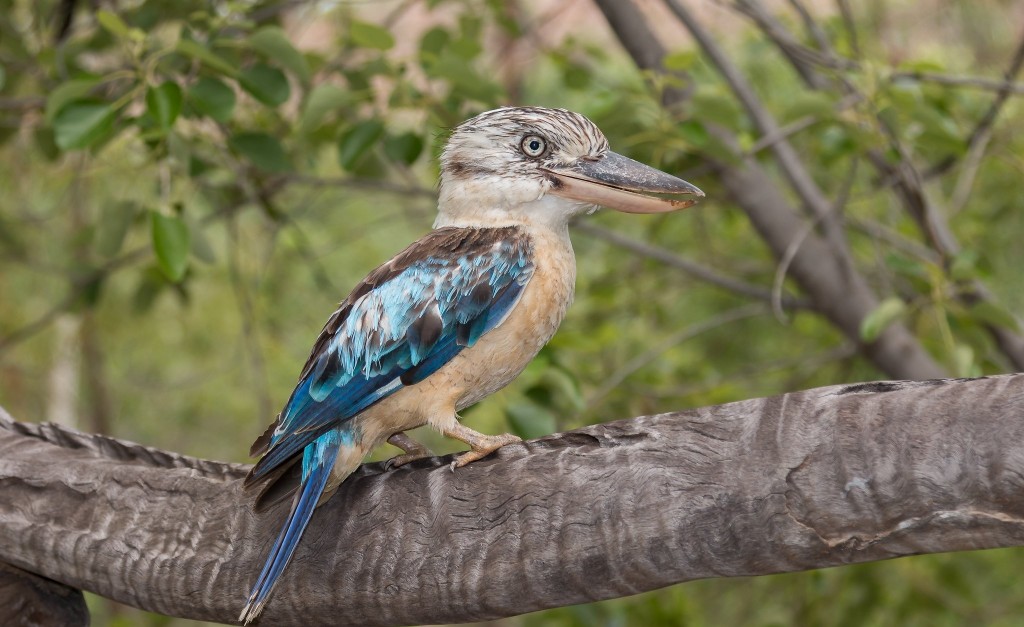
[436,106,703,229]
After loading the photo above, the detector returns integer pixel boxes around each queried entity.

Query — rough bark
[2,375,1024,626]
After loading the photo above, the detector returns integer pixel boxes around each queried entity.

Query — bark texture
[2,375,1024,626]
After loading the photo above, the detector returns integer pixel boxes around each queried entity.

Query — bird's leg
[384,432,436,470]
[442,420,522,470]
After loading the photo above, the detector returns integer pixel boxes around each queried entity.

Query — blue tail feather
[239,430,342,624]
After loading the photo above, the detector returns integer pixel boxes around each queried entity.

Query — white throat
[434,175,595,232]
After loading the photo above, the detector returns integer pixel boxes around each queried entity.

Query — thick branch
[2,375,1024,625]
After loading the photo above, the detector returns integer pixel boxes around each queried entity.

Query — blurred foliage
[0,0,1023,625]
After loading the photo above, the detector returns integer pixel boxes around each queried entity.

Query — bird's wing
[244,226,534,487]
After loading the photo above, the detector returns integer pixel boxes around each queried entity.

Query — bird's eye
[520,135,547,158]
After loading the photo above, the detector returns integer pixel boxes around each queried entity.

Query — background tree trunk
[2,374,1023,626]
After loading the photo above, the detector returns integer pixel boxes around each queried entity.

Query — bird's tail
[239,430,342,624]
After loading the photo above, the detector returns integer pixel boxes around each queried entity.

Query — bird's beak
[543,151,704,214]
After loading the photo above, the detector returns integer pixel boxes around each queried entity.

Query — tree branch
[573,222,811,309]
[595,0,945,380]
[2,375,1024,625]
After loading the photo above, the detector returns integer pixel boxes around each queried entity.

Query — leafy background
[1,0,1023,625]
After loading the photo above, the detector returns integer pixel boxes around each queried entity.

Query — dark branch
[2,375,1024,626]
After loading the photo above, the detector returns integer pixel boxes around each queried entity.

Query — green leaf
[187,76,235,122]
[952,343,976,378]
[337,120,384,170]
[150,212,190,282]
[663,50,697,71]
[676,120,709,149]
[299,84,350,134]
[859,296,907,342]
[349,20,395,50]
[96,10,130,38]
[539,367,584,411]
[176,39,238,77]
[562,64,590,90]
[505,401,557,441]
[239,64,290,107]
[133,265,170,313]
[146,82,182,129]
[46,79,99,122]
[781,92,834,124]
[969,301,1021,332]
[885,252,929,280]
[690,87,744,130]
[429,51,503,104]
[53,100,116,150]
[33,127,60,161]
[419,27,450,57]
[383,132,424,165]
[230,132,291,172]
[950,249,979,281]
[249,26,310,83]
[187,218,217,264]
[95,201,137,257]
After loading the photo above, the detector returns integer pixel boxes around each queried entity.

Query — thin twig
[948,126,992,216]
[890,71,1024,94]
[225,216,274,423]
[835,0,860,58]
[746,92,862,155]
[0,246,147,357]
[785,0,834,55]
[847,217,942,265]
[286,174,437,199]
[582,303,767,414]
[926,32,1024,179]
[664,0,853,267]
[0,97,45,112]
[574,222,810,309]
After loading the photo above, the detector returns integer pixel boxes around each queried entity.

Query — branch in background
[731,0,839,87]
[582,303,767,412]
[286,174,438,199]
[664,0,852,263]
[2,376,1024,625]
[925,32,1024,181]
[593,0,944,379]
[574,222,810,309]
[786,0,835,57]
[891,71,1024,95]
[835,0,861,57]
[590,0,693,105]
[714,0,1024,371]
[0,97,46,112]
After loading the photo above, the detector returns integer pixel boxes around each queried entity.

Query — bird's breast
[351,226,576,446]
[446,226,577,408]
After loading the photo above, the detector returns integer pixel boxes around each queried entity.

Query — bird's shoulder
[298,225,535,380]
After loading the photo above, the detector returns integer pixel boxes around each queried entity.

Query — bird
[238,105,703,623]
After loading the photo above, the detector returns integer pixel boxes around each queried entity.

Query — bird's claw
[385,432,435,471]
[384,451,433,471]
[449,433,522,471]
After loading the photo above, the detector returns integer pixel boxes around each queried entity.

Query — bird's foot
[384,432,435,470]
[448,432,522,471]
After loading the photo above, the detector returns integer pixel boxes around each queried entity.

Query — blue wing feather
[239,430,343,623]
[246,227,534,485]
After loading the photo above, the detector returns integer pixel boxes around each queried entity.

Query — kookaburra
[240,106,703,622]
